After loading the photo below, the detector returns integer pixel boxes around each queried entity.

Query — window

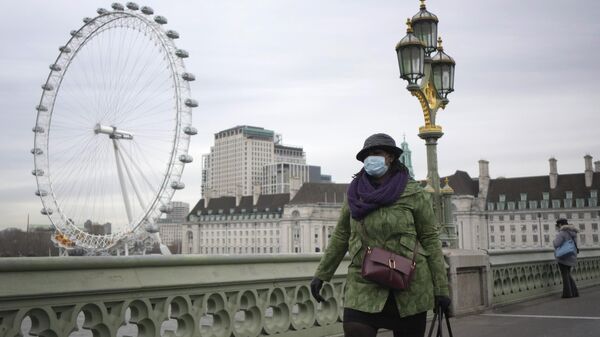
[552,200,561,208]
[499,194,506,202]
[521,225,527,232]
[520,214,526,221]
[544,235,550,243]
[533,235,538,243]
[580,234,586,245]
[566,191,573,199]
[520,193,527,201]
[592,223,598,231]
[490,226,495,233]
[541,200,549,209]
[500,235,505,242]
[529,201,538,209]
[579,224,586,231]
[499,225,505,232]
[593,234,599,243]
[543,224,549,232]
[510,225,516,233]
[499,215,505,221]
[532,224,538,232]
[509,214,515,221]
[522,235,527,242]
[490,236,495,243]
[508,202,516,210]
[542,213,548,220]
[511,235,516,243]
[576,199,585,208]
[543,192,550,200]
[487,203,495,211]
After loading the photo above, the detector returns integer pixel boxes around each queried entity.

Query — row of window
[489,197,598,211]
[490,223,599,233]
[490,233,599,245]
[489,212,598,222]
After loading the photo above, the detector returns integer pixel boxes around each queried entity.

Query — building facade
[449,156,600,251]
[202,125,331,199]
[182,183,346,255]
[158,201,189,246]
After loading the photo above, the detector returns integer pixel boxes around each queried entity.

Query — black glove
[434,295,451,315]
[310,277,325,303]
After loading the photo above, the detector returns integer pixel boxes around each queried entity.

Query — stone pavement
[382,286,600,337]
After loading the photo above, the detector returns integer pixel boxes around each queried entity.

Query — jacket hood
[560,224,579,233]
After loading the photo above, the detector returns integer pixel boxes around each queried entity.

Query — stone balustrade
[488,247,600,305]
[2,248,600,337]
[0,255,348,337]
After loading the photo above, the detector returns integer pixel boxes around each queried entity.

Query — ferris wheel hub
[94,123,134,140]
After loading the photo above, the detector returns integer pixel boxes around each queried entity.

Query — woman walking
[553,218,579,298]
[310,133,450,337]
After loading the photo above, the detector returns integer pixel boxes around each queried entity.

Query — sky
[1,0,599,229]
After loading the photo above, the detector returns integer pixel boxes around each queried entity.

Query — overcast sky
[1,0,599,229]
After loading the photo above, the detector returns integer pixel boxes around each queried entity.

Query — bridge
[1,248,599,337]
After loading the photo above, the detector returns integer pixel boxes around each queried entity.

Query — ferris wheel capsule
[49,64,62,71]
[171,181,185,190]
[35,189,48,197]
[111,3,125,11]
[70,30,83,38]
[31,148,43,155]
[182,72,195,81]
[184,126,197,135]
[41,83,54,91]
[159,204,173,213]
[35,105,48,112]
[41,208,53,215]
[32,169,44,176]
[126,2,139,10]
[32,125,45,133]
[83,17,92,24]
[59,46,71,53]
[175,49,189,58]
[166,30,179,39]
[97,8,109,15]
[179,154,193,163]
[185,98,198,108]
[141,6,154,15]
[154,16,167,25]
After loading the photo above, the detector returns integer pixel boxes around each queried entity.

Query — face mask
[364,156,388,177]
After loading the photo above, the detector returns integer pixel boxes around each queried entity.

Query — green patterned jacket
[314,180,449,317]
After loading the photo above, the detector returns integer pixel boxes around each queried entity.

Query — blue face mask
[364,156,388,177]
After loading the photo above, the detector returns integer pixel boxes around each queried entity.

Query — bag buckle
[388,258,396,269]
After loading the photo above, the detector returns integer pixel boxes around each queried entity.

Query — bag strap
[358,221,419,264]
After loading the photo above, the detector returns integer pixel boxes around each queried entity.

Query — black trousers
[558,263,579,298]
[343,292,427,337]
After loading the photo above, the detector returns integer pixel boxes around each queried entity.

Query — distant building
[158,201,189,246]
[202,125,332,199]
[399,135,414,177]
[448,156,600,251]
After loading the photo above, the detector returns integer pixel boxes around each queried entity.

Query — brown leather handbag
[358,222,418,290]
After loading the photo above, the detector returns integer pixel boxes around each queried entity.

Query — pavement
[381,286,600,337]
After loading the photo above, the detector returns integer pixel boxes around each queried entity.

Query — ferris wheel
[32,2,197,253]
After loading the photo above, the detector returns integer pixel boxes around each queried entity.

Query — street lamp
[395,0,456,247]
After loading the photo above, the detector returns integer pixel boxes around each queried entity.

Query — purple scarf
[347,170,409,220]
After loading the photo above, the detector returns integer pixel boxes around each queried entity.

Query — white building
[158,201,189,246]
[448,156,600,251]
[202,125,331,199]
[183,183,347,255]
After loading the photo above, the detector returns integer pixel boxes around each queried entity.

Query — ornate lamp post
[395,0,456,247]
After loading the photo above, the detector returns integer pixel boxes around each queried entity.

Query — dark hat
[356,133,403,162]
[556,218,569,226]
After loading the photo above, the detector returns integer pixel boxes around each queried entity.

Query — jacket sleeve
[553,231,566,248]
[314,202,351,281]
[413,191,450,297]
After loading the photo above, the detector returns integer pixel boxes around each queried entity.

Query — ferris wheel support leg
[112,139,133,224]
[116,143,147,211]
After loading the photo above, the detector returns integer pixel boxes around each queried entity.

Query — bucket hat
[356,133,403,162]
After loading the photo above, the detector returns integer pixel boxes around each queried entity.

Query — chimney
[478,160,490,199]
[252,184,261,206]
[584,155,593,188]
[203,189,212,208]
[235,185,243,207]
[595,160,600,173]
[549,157,558,189]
